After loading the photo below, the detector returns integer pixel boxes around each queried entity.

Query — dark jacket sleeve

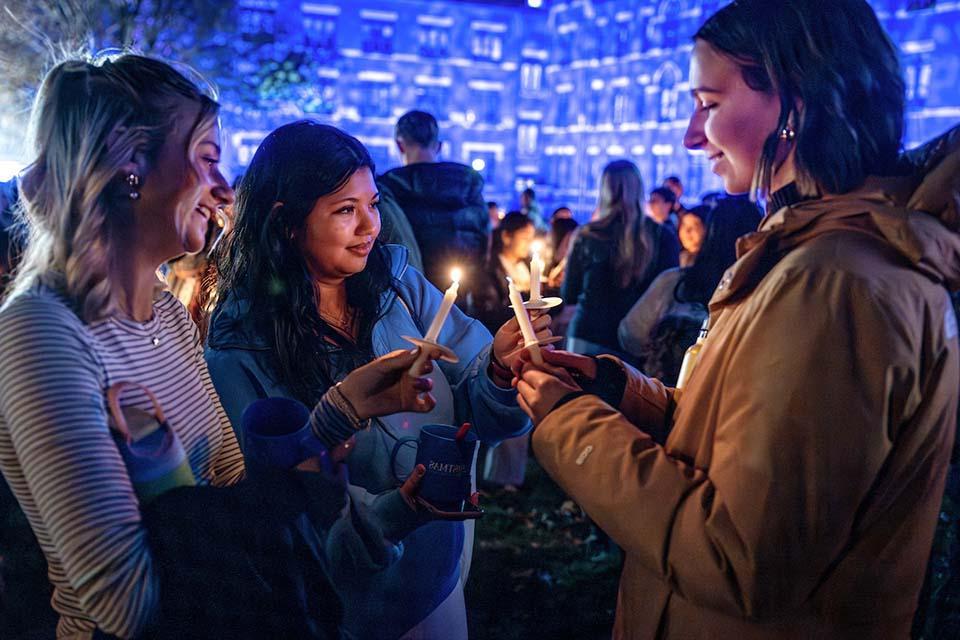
[376,181,424,272]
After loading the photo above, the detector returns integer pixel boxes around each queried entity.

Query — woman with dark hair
[205,121,545,640]
[472,211,535,334]
[677,205,706,267]
[618,197,761,384]
[546,210,578,273]
[514,1,960,636]
[561,159,679,357]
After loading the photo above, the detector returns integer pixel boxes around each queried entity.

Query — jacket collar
[709,125,960,311]
[205,244,409,351]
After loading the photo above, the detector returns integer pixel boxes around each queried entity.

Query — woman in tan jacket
[514,0,960,637]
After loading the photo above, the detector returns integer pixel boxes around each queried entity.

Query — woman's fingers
[500,316,519,334]
[516,390,535,422]
[383,348,417,368]
[534,329,552,342]
[531,313,552,330]
[413,393,437,413]
[516,378,535,406]
[399,464,427,507]
[540,349,596,379]
[412,377,433,393]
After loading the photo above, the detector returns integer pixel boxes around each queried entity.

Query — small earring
[126,173,141,200]
[778,126,796,141]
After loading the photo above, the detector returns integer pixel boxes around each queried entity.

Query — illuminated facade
[1,0,957,216]
[217,0,959,217]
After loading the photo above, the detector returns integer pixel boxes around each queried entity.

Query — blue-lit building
[213,0,960,218]
[1,0,956,216]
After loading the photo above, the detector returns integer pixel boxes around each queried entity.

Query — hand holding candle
[507,276,543,364]
[409,268,462,376]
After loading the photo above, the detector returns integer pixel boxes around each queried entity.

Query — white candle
[410,268,461,376]
[425,268,461,342]
[507,277,542,364]
[529,241,544,302]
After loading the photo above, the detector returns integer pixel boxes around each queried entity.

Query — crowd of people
[0,0,958,638]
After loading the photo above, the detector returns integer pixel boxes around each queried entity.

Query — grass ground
[466,457,620,640]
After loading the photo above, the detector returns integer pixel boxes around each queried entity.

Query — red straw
[455,422,472,441]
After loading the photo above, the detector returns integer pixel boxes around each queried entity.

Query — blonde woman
[0,55,436,638]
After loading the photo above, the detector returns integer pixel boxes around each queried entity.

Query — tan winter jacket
[532,126,960,639]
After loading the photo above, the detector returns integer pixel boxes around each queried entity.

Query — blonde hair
[9,54,219,322]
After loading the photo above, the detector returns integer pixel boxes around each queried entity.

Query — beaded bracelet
[326,382,370,431]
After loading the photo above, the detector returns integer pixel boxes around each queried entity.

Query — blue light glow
[213,0,960,217]
[3,0,957,218]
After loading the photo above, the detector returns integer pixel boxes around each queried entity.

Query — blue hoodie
[204,244,530,639]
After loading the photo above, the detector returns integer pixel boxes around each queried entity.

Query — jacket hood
[378,162,483,210]
[205,244,410,351]
[713,125,960,308]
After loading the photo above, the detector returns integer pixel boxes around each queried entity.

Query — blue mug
[241,398,332,472]
[391,424,479,510]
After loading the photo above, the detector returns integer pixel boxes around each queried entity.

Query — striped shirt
[0,283,245,639]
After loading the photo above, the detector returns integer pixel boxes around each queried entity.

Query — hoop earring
[126,173,141,200]
[778,127,796,142]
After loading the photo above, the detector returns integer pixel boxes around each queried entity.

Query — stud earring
[126,173,141,200]
[778,126,796,141]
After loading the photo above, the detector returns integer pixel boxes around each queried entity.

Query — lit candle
[425,267,461,342]
[507,277,543,364]
[529,240,544,302]
[410,268,461,376]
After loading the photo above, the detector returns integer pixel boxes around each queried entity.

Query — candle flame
[451,267,463,283]
[531,240,544,255]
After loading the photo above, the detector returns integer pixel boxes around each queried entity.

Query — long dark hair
[582,160,652,289]
[490,211,533,261]
[676,197,761,305]
[215,120,394,405]
[695,0,904,198]
[549,217,578,267]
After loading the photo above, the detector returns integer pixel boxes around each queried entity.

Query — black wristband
[577,357,627,409]
[551,390,589,414]
[489,352,513,380]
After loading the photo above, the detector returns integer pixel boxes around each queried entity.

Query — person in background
[520,186,547,232]
[618,200,760,384]
[677,205,707,267]
[471,211,535,334]
[663,175,687,215]
[164,202,231,327]
[377,110,487,299]
[562,160,679,358]
[486,200,502,231]
[545,208,579,290]
[516,0,959,636]
[646,186,678,230]
[206,122,549,640]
